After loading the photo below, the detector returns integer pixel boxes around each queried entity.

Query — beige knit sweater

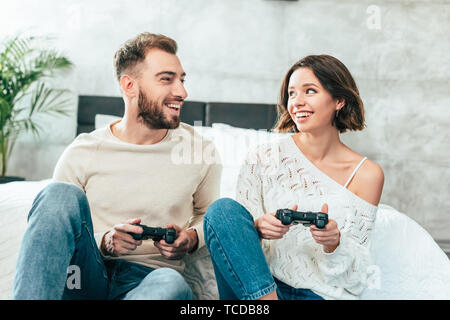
[53,121,222,272]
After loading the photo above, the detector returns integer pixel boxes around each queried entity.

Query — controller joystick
[275,209,328,229]
[129,223,177,244]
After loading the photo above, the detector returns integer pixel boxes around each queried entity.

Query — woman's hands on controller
[255,203,341,253]
[310,204,340,253]
[254,205,297,240]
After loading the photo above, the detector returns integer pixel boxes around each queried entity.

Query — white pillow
[95,114,121,130]
[211,123,291,167]
[192,125,216,141]
[208,123,292,199]
[362,204,450,299]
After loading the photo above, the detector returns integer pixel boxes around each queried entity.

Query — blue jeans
[204,198,323,300]
[13,182,194,300]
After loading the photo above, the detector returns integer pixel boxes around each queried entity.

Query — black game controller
[275,209,328,229]
[129,223,177,244]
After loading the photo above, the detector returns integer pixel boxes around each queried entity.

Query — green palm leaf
[0,34,73,176]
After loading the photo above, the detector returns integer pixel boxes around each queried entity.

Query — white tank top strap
[344,156,368,189]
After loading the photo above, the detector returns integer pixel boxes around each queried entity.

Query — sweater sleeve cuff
[320,233,351,265]
[94,231,109,258]
[188,222,205,254]
[321,240,343,257]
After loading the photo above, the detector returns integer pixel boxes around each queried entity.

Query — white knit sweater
[236,136,378,300]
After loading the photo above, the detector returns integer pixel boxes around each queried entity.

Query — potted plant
[0,35,73,183]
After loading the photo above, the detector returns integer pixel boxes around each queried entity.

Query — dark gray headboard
[77,95,278,135]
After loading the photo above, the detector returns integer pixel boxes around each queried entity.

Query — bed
[1,96,449,300]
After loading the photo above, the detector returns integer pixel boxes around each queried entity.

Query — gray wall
[2,0,449,249]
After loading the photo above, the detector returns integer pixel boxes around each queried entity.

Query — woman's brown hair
[273,55,365,133]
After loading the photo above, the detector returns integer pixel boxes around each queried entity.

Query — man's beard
[137,90,180,130]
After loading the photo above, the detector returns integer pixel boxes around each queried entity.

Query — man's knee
[41,181,85,202]
[29,182,88,223]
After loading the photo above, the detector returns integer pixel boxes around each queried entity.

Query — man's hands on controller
[154,224,198,260]
[101,219,198,259]
[101,218,143,257]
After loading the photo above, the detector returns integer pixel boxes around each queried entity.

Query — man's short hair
[113,32,178,82]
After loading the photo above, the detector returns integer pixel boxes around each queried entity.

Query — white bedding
[1,179,449,300]
[362,204,450,299]
[1,123,449,299]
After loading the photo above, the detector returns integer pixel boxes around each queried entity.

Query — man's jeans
[204,198,323,300]
[13,182,194,300]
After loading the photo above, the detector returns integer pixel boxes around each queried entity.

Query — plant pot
[0,176,26,184]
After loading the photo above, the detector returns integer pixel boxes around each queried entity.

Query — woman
[203,55,384,300]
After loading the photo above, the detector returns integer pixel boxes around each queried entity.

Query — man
[13,32,222,300]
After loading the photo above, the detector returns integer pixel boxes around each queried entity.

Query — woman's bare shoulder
[353,158,385,206]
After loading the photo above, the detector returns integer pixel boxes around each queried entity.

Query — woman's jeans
[204,198,323,300]
[13,182,194,300]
